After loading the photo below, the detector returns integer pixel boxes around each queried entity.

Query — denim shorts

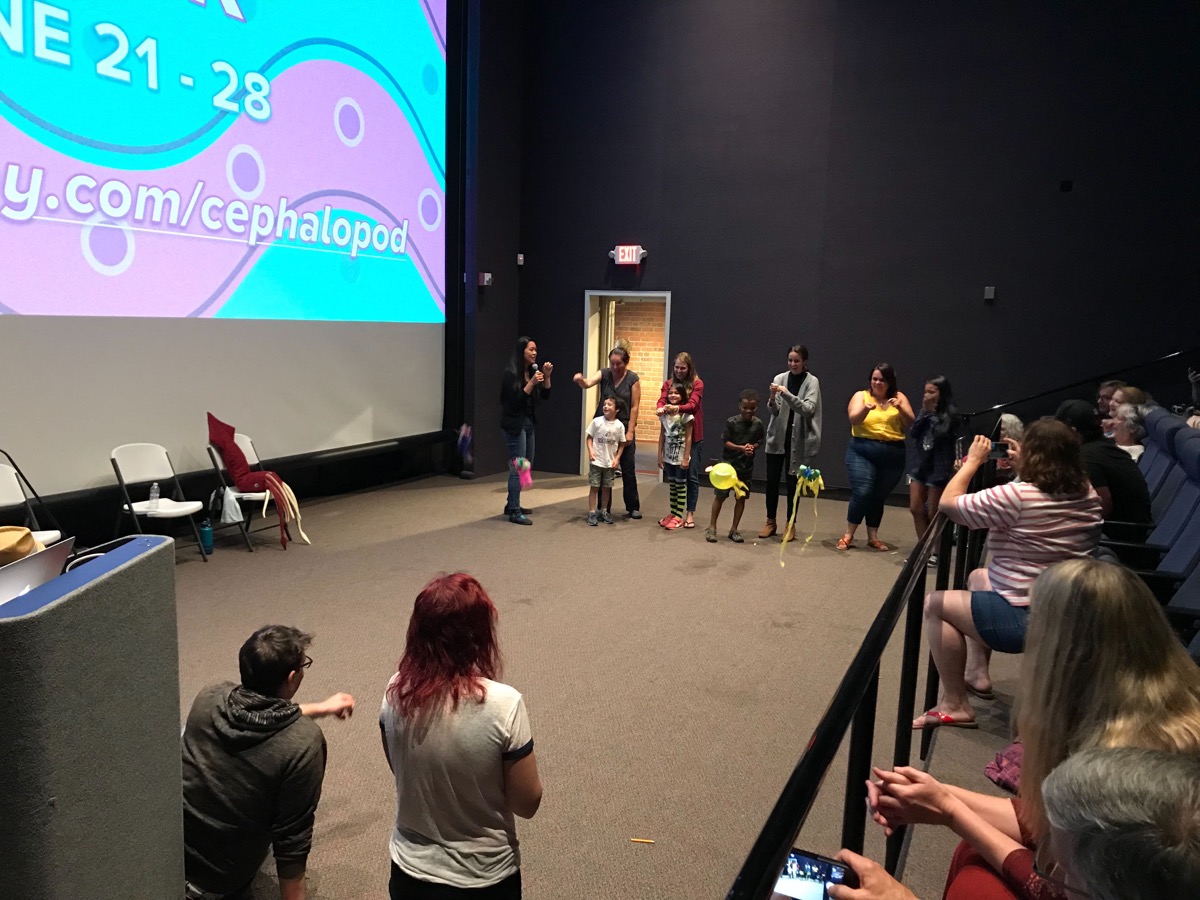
[588,463,615,488]
[970,590,1029,653]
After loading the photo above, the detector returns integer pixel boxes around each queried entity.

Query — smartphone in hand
[772,848,859,899]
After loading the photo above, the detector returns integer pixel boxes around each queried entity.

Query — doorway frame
[580,290,672,475]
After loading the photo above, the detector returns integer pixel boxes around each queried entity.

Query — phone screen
[772,849,856,899]
[989,441,1009,459]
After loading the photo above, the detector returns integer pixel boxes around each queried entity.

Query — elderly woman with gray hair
[1040,747,1200,900]
[1109,403,1148,461]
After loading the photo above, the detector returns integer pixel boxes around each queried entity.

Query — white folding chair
[0,464,62,545]
[111,443,207,561]
[206,433,270,552]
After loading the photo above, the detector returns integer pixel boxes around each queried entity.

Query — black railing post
[841,663,879,854]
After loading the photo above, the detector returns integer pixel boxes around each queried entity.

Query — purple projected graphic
[0,1,446,323]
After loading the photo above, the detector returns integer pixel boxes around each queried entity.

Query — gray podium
[0,536,183,900]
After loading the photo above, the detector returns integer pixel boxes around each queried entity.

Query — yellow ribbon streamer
[780,466,824,567]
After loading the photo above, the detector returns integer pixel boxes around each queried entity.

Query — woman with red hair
[380,574,542,899]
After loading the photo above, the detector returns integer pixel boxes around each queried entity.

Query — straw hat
[0,526,45,566]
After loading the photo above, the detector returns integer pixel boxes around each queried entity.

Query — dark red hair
[388,573,502,718]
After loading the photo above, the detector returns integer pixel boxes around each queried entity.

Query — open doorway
[580,291,671,476]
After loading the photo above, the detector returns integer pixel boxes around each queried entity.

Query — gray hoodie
[182,682,326,894]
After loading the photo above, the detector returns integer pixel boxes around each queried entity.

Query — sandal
[867,539,889,552]
[662,516,682,530]
[682,519,696,529]
[913,709,978,730]
[836,534,854,551]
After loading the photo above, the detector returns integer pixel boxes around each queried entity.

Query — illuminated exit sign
[610,244,647,265]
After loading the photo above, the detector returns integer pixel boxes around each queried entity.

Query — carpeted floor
[174,473,1020,899]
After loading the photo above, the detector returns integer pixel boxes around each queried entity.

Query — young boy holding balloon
[706,390,764,543]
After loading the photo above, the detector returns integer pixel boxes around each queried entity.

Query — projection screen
[0,0,447,493]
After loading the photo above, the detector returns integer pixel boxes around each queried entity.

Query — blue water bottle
[199,519,214,554]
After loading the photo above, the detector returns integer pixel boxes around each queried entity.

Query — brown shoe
[782,524,796,543]
[758,520,777,539]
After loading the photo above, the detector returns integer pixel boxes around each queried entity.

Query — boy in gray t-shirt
[585,397,626,526]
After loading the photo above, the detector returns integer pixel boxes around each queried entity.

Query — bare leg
[601,486,612,511]
[909,481,929,540]
[731,497,746,531]
[709,494,725,531]
[588,486,599,512]
[964,568,994,693]
[916,589,984,727]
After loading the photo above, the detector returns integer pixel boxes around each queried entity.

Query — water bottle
[199,519,214,554]
[148,482,160,510]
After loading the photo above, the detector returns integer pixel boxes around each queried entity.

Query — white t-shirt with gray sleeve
[379,677,534,887]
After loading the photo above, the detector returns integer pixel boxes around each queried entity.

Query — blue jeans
[503,420,534,513]
[845,437,906,528]
[686,439,704,512]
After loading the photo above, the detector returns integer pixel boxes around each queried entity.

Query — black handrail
[725,513,955,899]
[963,346,1199,418]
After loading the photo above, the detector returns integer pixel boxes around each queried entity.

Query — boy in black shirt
[706,390,765,543]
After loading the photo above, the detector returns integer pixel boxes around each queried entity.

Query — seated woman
[380,574,543,899]
[1101,384,1151,435]
[865,559,1200,900]
[1109,402,1148,461]
[917,421,1101,729]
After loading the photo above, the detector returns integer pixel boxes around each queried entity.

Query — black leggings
[764,453,798,523]
[605,439,640,513]
[389,864,521,900]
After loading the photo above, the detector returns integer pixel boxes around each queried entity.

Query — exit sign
[610,244,647,265]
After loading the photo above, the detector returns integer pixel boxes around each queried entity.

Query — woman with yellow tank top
[840,364,915,551]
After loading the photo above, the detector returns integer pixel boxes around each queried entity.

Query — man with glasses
[182,625,355,900]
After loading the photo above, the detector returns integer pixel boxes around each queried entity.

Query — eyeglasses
[1033,844,1089,897]
[302,655,313,669]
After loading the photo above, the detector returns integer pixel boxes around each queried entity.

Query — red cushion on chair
[207,412,252,487]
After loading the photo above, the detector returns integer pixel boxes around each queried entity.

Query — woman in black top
[500,336,552,525]
[572,340,642,519]
[906,375,961,553]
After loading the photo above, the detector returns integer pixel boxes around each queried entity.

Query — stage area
[175,474,1020,899]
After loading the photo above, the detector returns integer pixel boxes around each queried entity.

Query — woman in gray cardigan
[759,345,822,541]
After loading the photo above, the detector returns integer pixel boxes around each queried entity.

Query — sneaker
[587,512,599,526]
[728,530,744,543]
[705,528,718,543]
[509,513,532,526]
[600,511,614,525]
[927,554,938,568]
[627,510,643,520]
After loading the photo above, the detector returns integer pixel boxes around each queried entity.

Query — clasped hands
[863,397,901,411]
[865,766,955,838]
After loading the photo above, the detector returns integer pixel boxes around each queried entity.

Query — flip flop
[965,683,996,701]
[682,520,696,529]
[912,709,978,730]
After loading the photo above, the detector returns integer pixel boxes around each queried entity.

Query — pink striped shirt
[952,481,1102,606]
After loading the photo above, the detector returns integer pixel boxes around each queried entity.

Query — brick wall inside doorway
[611,299,666,450]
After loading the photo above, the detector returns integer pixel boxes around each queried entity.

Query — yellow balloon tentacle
[779,465,825,567]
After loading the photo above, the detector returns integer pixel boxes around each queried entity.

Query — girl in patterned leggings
[657,383,693,530]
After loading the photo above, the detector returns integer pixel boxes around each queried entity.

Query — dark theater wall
[503,0,1199,485]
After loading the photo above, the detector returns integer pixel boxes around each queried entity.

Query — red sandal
[836,534,854,550]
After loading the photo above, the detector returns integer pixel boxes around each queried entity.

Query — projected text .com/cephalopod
[0,162,410,259]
